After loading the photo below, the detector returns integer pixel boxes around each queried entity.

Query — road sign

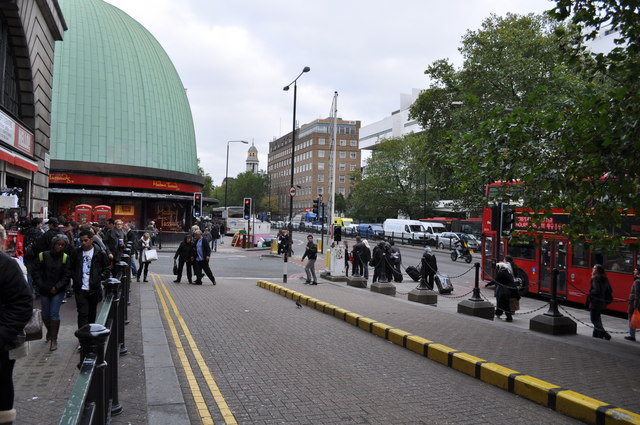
[289,186,296,197]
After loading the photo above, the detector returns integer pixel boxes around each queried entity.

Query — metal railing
[59,247,132,425]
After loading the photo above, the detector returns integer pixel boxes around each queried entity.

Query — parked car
[357,223,385,240]
[436,232,479,250]
[343,222,358,236]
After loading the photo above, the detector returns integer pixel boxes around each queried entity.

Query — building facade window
[350,152,357,159]
[339,175,345,183]
[339,163,346,171]
[318,162,325,170]
[340,139,347,146]
[350,140,357,147]
[339,151,346,158]
[319,138,326,145]
[319,151,325,158]
[350,164,356,171]
[339,187,346,195]
[318,174,324,182]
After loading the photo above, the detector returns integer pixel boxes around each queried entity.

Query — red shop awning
[0,146,38,173]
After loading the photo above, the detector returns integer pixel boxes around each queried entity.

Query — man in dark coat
[352,236,366,277]
[72,230,111,330]
[301,234,318,285]
[34,217,62,257]
[0,226,33,425]
[193,230,216,285]
[421,246,438,290]
[104,219,126,264]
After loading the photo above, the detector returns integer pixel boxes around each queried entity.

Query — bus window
[593,247,634,274]
[571,243,590,268]
[507,239,535,260]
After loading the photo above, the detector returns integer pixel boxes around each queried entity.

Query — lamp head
[283,85,290,91]
[302,66,310,73]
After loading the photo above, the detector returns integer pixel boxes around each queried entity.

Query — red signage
[49,173,201,194]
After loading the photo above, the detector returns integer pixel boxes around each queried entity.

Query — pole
[225,142,230,210]
[288,81,297,231]
[283,67,310,283]
[329,92,338,240]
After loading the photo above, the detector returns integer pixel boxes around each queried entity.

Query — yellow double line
[152,275,237,425]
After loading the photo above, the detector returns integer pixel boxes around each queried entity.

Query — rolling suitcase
[435,273,453,294]
[406,265,421,282]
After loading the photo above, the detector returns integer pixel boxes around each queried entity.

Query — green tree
[409,12,638,245]
[227,171,270,211]
[347,134,439,222]
[334,193,346,215]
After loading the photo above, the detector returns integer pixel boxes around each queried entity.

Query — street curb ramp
[256,280,640,425]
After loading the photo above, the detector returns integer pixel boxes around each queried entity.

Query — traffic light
[243,197,252,219]
[312,198,320,215]
[193,192,202,217]
[334,225,342,242]
[502,204,515,235]
[491,204,501,231]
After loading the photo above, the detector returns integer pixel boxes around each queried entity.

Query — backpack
[39,251,68,264]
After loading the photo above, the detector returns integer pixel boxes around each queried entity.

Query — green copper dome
[51,0,198,175]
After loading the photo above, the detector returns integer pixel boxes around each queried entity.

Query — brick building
[268,118,360,218]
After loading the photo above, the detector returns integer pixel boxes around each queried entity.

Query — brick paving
[11,248,639,424]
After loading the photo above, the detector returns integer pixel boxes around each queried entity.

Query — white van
[420,222,446,244]
[383,219,429,244]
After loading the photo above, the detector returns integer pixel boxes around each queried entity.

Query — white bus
[211,206,246,235]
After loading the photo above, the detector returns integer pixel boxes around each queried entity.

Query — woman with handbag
[137,232,153,282]
[173,235,195,284]
[624,266,640,341]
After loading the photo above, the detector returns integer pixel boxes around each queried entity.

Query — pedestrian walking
[124,223,138,277]
[493,262,519,322]
[302,234,318,285]
[352,236,366,277]
[343,240,350,277]
[589,264,613,339]
[0,225,33,425]
[193,230,216,285]
[362,239,371,280]
[211,224,220,252]
[421,247,438,290]
[72,230,111,330]
[104,219,126,264]
[136,232,153,282]
[173,235,195,284]
[625,266,640,341]
[389,241,403,282]
[32,234,72,351]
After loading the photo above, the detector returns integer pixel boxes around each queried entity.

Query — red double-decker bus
[481,181,638,314]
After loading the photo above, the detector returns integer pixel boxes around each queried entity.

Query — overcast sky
[104,0,555,187]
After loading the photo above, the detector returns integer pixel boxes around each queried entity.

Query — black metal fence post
[102,278,123,415]
[76,324,111,425]
[470,262,482,301]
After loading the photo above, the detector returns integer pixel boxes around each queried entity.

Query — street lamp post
[225,140,249,212]
[283,66,310,232]
[282,66,310,284]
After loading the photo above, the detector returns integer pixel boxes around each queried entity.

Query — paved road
[12,240,639,425]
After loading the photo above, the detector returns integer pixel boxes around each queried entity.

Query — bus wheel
[517,269,530,296]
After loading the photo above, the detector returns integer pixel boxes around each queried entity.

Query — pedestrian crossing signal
[193,192,202,217]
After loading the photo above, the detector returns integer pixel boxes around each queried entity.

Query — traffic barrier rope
[256,279,640,425]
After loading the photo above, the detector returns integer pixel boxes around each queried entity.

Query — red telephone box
[94,205,112,226]
[74,204,93,224]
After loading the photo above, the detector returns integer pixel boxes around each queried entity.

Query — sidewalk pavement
[12,248,640,425]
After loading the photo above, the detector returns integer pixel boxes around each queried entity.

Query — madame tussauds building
[48,0,209,231]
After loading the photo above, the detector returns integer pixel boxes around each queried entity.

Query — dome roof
[248,143,258,153]
[50,0,198,175]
